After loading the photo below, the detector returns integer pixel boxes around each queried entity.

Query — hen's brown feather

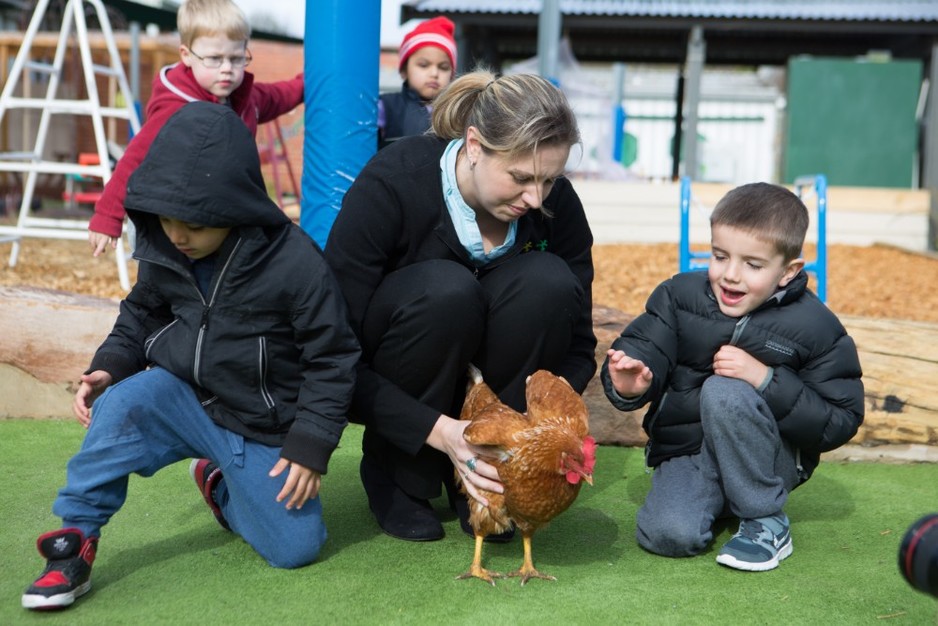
[457,369,593,584]
[525,370,590,436]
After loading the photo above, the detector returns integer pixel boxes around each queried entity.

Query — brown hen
[457,367,596,585]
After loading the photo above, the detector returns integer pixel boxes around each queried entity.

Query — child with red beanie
[378,16,456,147]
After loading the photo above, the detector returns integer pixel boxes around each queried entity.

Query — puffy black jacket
[87,102,360,473]
[601,270,864,480]
[380,82,431,142]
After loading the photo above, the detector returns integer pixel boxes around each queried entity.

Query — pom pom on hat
[398,16,457,71]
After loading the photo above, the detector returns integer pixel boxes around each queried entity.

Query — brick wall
[246,40,304,208]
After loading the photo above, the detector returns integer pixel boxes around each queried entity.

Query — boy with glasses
[88,0,303,257]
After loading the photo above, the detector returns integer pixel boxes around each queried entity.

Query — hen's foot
[457,564,505,586]
[507,566,557,586]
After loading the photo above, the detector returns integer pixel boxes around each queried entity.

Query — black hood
[124,101,289,229]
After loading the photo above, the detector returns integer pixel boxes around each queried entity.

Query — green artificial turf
[1,419,936,624]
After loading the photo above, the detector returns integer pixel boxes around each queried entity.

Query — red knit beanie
[398,16,457,72]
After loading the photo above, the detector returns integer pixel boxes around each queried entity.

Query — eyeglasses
[187,48,252,69]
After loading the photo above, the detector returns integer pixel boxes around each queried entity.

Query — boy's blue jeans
[52,367,327,569]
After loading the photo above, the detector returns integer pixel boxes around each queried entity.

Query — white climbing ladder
[0,0,141,290]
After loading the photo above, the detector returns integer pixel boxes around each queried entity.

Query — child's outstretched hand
[713,345,768,389]
[72,370,113,428]
[89,231,118,257]
[606,349,653,398]
[270,458,321,510]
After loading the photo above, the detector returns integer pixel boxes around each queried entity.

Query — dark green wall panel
[784,57,921,188]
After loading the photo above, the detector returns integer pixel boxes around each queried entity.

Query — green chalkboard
[784,57,922,188]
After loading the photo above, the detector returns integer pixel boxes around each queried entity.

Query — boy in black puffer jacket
[602,182,863,572]
[22,102,360,611]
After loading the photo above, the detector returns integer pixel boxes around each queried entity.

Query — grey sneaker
[716,513,792,572]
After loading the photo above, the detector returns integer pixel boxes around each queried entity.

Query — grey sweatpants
[636,375,802,557]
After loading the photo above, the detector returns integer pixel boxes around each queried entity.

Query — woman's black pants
[359,252,583,499]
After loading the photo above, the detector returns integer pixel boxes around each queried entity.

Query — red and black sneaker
[189,458,231,530]
[22,528,97,610]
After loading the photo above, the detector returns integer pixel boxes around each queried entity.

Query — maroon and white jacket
[89,63,303,238]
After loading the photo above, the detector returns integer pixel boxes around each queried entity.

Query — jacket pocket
[257,336,275,410]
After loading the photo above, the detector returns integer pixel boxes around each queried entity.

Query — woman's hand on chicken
[427,415,503,506]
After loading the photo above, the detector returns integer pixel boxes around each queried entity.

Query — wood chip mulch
[1,239,937,323]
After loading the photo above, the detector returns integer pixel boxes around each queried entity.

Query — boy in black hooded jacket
[22,101,360,611]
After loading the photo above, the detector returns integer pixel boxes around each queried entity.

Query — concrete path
[575,179,930,250]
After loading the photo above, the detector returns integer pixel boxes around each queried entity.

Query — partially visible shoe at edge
[360,456,444,542]
[716,512,792,572]
[453,494,515,544]
[190,458,231,530]
[22,528,97,610]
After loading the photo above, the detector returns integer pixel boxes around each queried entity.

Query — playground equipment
[678,174,828,302]
[0,0,140,290]
[258,118,300,215]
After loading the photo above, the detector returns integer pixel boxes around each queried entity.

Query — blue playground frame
[678,174,828,302]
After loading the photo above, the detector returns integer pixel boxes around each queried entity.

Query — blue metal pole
[815,174,828,303]
[794,174,828,303]
[301,0,380,248]
[612,106,624,162]
[611,62,625,163]
[679,176,691,272]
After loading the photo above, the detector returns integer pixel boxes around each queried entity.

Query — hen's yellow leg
[507,533,556,585]
[457,534,504,585]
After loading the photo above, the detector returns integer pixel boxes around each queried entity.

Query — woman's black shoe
[452,494,515,543]
[360,457,444,541]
